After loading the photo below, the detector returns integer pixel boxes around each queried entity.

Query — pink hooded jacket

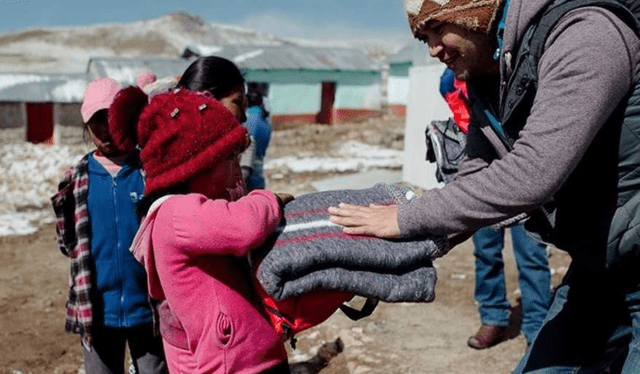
[130,191,287,374]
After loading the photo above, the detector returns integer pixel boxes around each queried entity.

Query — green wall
[246,68,383,114]
[389,62,412,77]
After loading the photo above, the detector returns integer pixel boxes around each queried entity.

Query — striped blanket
[253,183,449,304]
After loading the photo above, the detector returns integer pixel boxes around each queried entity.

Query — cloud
[236,10,409,45]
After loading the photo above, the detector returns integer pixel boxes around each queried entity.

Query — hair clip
[171,108,179,118]
[198,104,207,111]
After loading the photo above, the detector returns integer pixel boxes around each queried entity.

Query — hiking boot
[467,324,506,349]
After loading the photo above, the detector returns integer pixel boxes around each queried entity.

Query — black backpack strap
[531,0,639,58]
[501,0,639,142]
[339,298,379,321]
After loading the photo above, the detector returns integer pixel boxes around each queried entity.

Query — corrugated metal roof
[190,45,381,71]
[0,72,91,103]
[387,41,440,66]
[88,57,196,87]
[85,45,382,88]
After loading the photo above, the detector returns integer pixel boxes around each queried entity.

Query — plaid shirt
[51,153,93,347]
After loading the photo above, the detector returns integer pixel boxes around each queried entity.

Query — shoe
[467,324,507,349]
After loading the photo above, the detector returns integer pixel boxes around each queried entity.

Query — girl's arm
[156,190,283,257]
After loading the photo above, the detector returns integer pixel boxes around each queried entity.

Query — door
[26,103,54,144]
[317,82,336,125]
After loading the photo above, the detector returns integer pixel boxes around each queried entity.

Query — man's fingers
[329,214,365,227]
[328,204,369,217]
[342,226,373,236]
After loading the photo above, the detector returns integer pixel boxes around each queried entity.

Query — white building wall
[402,64,451,190]
[387,76,410,105]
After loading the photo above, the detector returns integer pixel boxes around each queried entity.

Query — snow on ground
[264,141,403,173]
[0,141,402,237]
[0,143,88,236]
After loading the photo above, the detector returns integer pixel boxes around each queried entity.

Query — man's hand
[328,203,401,238]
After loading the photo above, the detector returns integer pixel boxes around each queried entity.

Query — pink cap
[81,78,122,123]
[136,72,157,89]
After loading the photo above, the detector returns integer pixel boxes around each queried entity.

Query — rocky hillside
[0,11,397,73]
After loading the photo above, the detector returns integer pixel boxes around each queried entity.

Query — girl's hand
[328,203,401,238]
[274,192,294,206]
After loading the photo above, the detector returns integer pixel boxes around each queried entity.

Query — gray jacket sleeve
[399,7,640,237]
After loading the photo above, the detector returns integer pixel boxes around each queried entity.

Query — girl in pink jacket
[109,87,291,374]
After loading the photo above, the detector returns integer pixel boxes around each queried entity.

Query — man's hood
[130,196,172,301]
[501,0,555,74]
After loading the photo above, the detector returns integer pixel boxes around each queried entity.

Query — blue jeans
[513,268,640,374]
[473,225,551,344]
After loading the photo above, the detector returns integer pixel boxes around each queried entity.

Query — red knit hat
[136,89,250,196]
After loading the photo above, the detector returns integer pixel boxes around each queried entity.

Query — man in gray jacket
[329,0,640,372]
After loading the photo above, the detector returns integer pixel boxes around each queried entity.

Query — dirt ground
[0,115,571,374]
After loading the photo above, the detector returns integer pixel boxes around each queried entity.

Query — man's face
[416,21,498,80]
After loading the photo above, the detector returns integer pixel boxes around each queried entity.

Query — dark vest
[482,0,640,283]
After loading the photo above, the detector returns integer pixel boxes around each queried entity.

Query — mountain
[0,11,399,74]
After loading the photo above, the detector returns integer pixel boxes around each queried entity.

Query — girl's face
[86,110,125,158]
[218,84,248,123]
[188,151,246,201]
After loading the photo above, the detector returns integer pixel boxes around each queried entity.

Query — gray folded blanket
[253,183,449,303]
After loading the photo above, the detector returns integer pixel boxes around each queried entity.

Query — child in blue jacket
[51,78,166,374]
[243,90,272,190]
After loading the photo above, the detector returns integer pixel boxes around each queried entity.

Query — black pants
[82,325,167,374]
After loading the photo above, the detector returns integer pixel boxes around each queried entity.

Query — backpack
[426,69,470,184]
[425,118,467,184]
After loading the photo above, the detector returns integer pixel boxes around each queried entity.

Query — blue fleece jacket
[87,154,151,327]
[245,105,272,189]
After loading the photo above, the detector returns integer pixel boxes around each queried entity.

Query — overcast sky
[1,0,413,44]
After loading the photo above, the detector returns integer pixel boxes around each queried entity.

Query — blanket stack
[253,183,450,304]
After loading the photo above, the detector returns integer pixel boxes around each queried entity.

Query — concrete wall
[54,103,85,145]
[0,102,24,129]
[0,102,25,143]
[402,64,451,191]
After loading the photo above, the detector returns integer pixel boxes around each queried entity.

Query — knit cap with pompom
[121,89,250,196]
[108,86,148,154]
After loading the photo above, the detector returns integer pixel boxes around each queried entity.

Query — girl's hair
[82,109,108,141]
[178,56,245,99]
[137,183,189,217]
[246,91,263,108]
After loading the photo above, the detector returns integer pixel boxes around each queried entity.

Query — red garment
[130,191,287,374]
[443,78,470,134]
[252,273,353,339]
[109,89,250,196]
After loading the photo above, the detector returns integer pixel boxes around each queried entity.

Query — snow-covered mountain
[0,11,400,73]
